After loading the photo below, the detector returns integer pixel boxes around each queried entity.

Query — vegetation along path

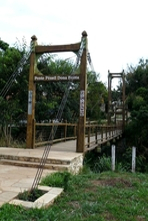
[0,169,148,221]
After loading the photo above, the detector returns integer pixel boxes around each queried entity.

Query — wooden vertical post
[101,127,103,142]
[26,35,37,148]
[106,126,107,140]
[95,126,98,144]
[33,119,36,148]
[74,124,76,137]
[122,70,125,130]
[88,126,90,148]
[109,126,111,138]
[64,120,67,141]
[76,31,87,152]
[108,70,112,125]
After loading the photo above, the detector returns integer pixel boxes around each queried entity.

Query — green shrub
[17,188,46,202]
[93,155,111,173]
[40,171,71,191]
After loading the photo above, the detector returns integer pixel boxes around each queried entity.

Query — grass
[40,171,71,191]
[17,189,47,202]
[1,169,148,220]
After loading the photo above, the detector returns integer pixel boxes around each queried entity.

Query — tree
[87,71,107,121]
[0,38,29,144]
[124,59,148,169]
[0,97,21,146]
[125,59,148,95]
[0,39,9,51]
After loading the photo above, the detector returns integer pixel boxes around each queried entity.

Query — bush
[40,171,71,191]
[84,151,112,173]
[17,188,46,202]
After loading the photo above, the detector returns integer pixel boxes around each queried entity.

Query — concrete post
[132,146,136,173]
[111,144,115,171]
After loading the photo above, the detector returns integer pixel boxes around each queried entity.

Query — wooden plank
[85,144,98,152]
[35,43,81,54]
[35,122,77,126]
[35,136,76,147]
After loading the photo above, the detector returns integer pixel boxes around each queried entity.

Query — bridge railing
[33,120,123,150]
[85,122,122,151]
[33,121,77,148]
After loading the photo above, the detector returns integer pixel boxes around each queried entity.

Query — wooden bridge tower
[108,70,126,129]
[26,31,87,151]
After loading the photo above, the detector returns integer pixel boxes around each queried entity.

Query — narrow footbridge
[34,121,123,153]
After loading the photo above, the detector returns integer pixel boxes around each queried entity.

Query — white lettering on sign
[80,90,85,117]
[68,75,80,80]
[34,76,45,81]
[80,90,85,98]
[34,75,80,82]
[45,76,56,81]
[57,76,68,80]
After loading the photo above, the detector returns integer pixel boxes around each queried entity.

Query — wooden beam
[77,31,87,153]
[26,45,36,148]
[35,43,81,54]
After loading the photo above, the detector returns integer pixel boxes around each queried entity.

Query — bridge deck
[36,129,122,152]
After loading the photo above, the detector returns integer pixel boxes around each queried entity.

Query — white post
[132,146,136,173]
[111,145,115,171]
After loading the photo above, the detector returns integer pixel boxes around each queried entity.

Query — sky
[1,0,148,88]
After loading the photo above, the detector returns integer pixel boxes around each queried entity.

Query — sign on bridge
[34,74,80,82]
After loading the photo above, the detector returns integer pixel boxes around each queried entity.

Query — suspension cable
[0,49,31,98]
[87,51,95,73]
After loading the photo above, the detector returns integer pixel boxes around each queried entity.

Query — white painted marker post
[111,145,115,171]
[132,146,136,173]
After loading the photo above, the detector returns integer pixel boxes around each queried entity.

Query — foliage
[84,151,112,173]
[125,59,148,95]
[0,39,9,51]
[84,143,148,173]
[0,38,29,145]
[17,189,46,202]
[94,155,111,173]
[87,72,107,120]
[111,87,122,102]
[40,171,71,191]
[120,58,148,166]
[0,97,22,146]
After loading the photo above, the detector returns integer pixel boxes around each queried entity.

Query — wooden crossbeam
[35,43,81,54]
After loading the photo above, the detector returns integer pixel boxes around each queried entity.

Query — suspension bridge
[0,31,126,193]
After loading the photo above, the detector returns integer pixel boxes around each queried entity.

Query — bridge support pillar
[26,35,37,148]
[107,70,126,130]
[76,31,87,153]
